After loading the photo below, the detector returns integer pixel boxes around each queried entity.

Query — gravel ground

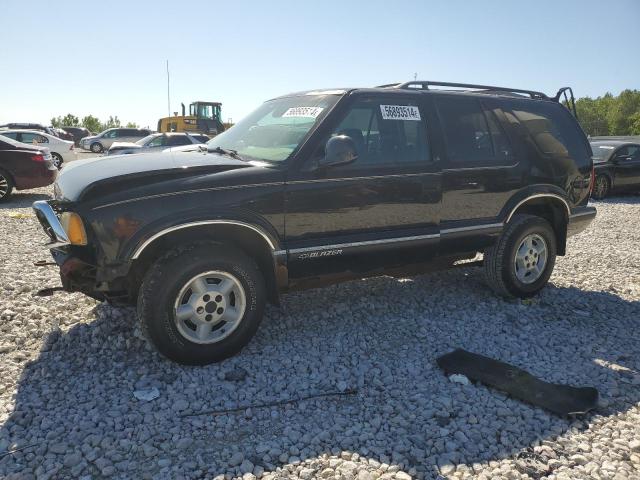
[0,187,639,480]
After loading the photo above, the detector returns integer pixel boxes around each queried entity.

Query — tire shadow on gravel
[0,192,51,210]
[1,268,639,479]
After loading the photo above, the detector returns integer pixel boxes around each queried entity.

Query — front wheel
[592,175,610,200]
[90,142,103,153]
[484,214,557,299]
[51,153,63,169]
[0,170,14,202]
[137,243,266,365]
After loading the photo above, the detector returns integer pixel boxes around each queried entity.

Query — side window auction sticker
[380,105,421,121]
[282,107,324,118]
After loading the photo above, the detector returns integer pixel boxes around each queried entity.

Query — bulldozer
[157,101,225,136]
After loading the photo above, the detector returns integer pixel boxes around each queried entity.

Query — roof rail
[553,87,579,120]
[378,80,549,100]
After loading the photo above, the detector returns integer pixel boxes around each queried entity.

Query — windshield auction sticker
[380,105,421,121]
[282,107,324,118]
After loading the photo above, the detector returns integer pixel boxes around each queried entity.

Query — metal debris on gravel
[0,187,639,479]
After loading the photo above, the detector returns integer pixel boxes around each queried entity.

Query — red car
[0,134,58,201]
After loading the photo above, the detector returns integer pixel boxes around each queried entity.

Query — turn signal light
[60,212,87,245]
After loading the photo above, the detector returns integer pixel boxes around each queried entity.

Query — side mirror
[319,135,358,169]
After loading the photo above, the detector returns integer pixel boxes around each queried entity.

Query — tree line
[49,89,640,137]
[50,114,140,134]
[574,89,640,137]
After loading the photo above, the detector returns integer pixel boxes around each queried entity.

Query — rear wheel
[137,243,266,365]
[484,214,557,299]
[90,142,103,153]
[592,175,610,200]
[51,153,63,169]
[0,170,14,202]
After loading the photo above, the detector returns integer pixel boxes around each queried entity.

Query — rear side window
[435,96,506,163]
[508,100,590,162]
[167,135,191,146]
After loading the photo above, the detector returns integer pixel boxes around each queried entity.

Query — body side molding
[505,193,571,223]
[131,220,278,259]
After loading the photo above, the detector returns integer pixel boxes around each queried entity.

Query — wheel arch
[504,193,570,255]
[128,221,283,304]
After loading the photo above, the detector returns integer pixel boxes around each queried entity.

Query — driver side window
[614,145,640,161]
[147,136,166,147]
[329,100,429,168]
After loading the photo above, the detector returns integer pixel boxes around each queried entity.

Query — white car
[0,129,75,169]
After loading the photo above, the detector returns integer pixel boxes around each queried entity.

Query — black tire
[51,153,63,169]
[137,243,266,365]
[484,214,557,299]
[592,175,610,200]
[90,142,103,153]
[0,169,14,202]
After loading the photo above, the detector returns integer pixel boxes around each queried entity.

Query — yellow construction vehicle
[157,101,225,136]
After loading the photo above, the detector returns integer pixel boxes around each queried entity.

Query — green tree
[125,121,139,128]
[51,113,80,128]
[574,90,640,137]
[103,116,121,130]
[81,115,102,134]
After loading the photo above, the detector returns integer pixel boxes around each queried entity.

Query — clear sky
[1,0,638,130]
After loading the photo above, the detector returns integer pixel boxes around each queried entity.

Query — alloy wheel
[173,270,247,344]
[594,176,608,199]
[52,154,63,169]
[514,233,548,284]
[0,174,8,199]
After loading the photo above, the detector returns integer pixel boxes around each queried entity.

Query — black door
[435,95,520,251]
[611,144,640,189]
[285,94,441,279]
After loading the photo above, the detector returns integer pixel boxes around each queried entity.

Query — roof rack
[377,80,549,100]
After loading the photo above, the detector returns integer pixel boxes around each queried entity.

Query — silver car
[106,132,209,156]
[79,128,152,153]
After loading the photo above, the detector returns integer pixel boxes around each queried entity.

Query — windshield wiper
[208,146,244,161]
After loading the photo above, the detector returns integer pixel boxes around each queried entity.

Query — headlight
[60,212,87,245]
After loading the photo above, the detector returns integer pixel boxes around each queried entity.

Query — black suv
[33,81,596,365]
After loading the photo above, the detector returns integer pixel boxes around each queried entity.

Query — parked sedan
[0,123,58,136]
[106,132,209,155]
[0,135,57,201]
[0,130,75,169]
[591,140,640,199]
[79,128,152,153]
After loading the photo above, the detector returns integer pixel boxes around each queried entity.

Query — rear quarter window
[506,100,590,163]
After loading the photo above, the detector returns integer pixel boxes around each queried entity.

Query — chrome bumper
[32,200,69,248]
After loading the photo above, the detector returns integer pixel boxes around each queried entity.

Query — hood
[55,151,248,202]
[109,142,141,150]
[162,143,205,153]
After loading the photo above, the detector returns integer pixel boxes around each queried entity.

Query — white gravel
[0,187,639,480]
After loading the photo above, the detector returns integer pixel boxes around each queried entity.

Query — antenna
[414,72,417,81]
[166,60,171,118]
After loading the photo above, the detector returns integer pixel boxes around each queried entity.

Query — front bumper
[33,200,125,301]
[567,206,596,237]
[50,248,103,300]
[33,200,70,248]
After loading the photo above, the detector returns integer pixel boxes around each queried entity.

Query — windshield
[206,94,340,162]
[590,144,615,161]
[136,134,157,145]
